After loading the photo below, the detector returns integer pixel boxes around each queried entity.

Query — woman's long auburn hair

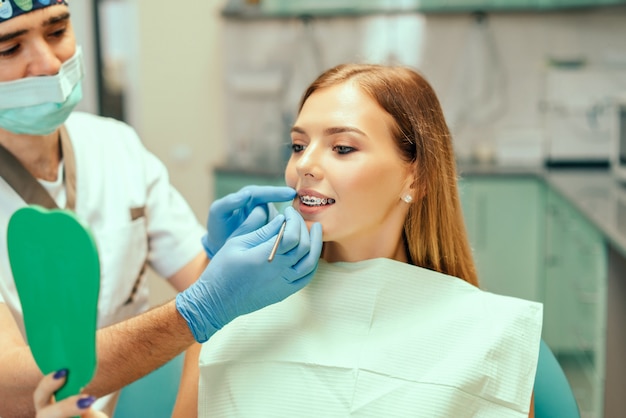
[298,63,479,286]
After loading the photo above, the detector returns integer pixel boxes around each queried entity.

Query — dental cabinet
[459,176,545,303]
[542,185,607,416]
[543,171,626,418]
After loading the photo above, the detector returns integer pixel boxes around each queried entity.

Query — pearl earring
[403,194,413,204]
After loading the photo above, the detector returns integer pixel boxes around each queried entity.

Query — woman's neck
[321,238,409,264]
[0,129,61,181]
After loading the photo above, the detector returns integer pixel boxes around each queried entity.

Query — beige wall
[133,0,226,222]
[131,0,227,305]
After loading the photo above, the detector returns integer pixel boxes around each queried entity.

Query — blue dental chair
[112,353,184,418]
[533,339,581,418]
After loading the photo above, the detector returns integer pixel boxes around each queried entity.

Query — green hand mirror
[7,205,100,402]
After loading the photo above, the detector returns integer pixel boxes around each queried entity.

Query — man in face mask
[0,2,322,417]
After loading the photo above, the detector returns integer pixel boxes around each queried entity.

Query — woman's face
[285,81,414,262]
[0,6,75,82]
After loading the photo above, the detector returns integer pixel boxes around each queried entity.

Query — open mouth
[299,195,336,207]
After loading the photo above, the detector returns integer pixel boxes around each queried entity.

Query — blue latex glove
[202,186,297,258]
[177,206,322,343]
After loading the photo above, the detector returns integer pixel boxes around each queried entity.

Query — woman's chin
[304,220,317,232]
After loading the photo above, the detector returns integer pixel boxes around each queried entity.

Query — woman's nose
[26,44,63,77]
[296,145,323,179]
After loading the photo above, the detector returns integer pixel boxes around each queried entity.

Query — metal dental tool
[267,220,287,262]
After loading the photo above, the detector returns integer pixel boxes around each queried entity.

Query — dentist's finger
[240,215,286,247]
[209,189,255,220]
[285,209,314,262]
[276,206,306,256]
[231,205,272,237]
[244,186,297,206]
[223,186,296,216]
[290,222,323,283]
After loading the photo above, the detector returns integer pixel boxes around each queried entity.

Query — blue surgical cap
[0,0,68,23]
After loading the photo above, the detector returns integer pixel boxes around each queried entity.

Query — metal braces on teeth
[300,196,335,206]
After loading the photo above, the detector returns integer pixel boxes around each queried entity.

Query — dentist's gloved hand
[177,206,322,343]
[202,186,297,259]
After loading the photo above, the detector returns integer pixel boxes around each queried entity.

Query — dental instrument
[267,220,287,262]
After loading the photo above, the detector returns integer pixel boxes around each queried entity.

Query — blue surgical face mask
[0,47,84,136]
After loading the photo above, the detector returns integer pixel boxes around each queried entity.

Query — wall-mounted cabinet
[422,0,626,13]
[223,0,626,18]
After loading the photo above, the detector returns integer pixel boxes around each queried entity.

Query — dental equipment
[267,220,287,262]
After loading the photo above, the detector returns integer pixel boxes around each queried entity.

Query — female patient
[36,63,542,417]
[173,63,542,417]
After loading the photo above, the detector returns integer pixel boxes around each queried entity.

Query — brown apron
[0,126,76,209]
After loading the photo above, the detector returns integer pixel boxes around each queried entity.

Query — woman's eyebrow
[290,126,366,136]
[323,126,366,137]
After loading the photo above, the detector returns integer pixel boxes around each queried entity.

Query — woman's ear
[402,162,422,201]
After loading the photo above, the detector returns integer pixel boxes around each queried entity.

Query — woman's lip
[297,189,330,199]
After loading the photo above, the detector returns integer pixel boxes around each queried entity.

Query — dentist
[0,1,321,417]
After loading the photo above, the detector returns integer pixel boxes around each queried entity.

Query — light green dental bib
[198,258,543,417]
[7,205,99,401]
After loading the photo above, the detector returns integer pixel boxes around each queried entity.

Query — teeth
[300,195,336,206]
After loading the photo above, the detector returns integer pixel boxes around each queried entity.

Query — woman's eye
[334,145,355,155]
[291,143,305,153]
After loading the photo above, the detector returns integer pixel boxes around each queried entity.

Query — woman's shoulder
[318,258,542,322]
